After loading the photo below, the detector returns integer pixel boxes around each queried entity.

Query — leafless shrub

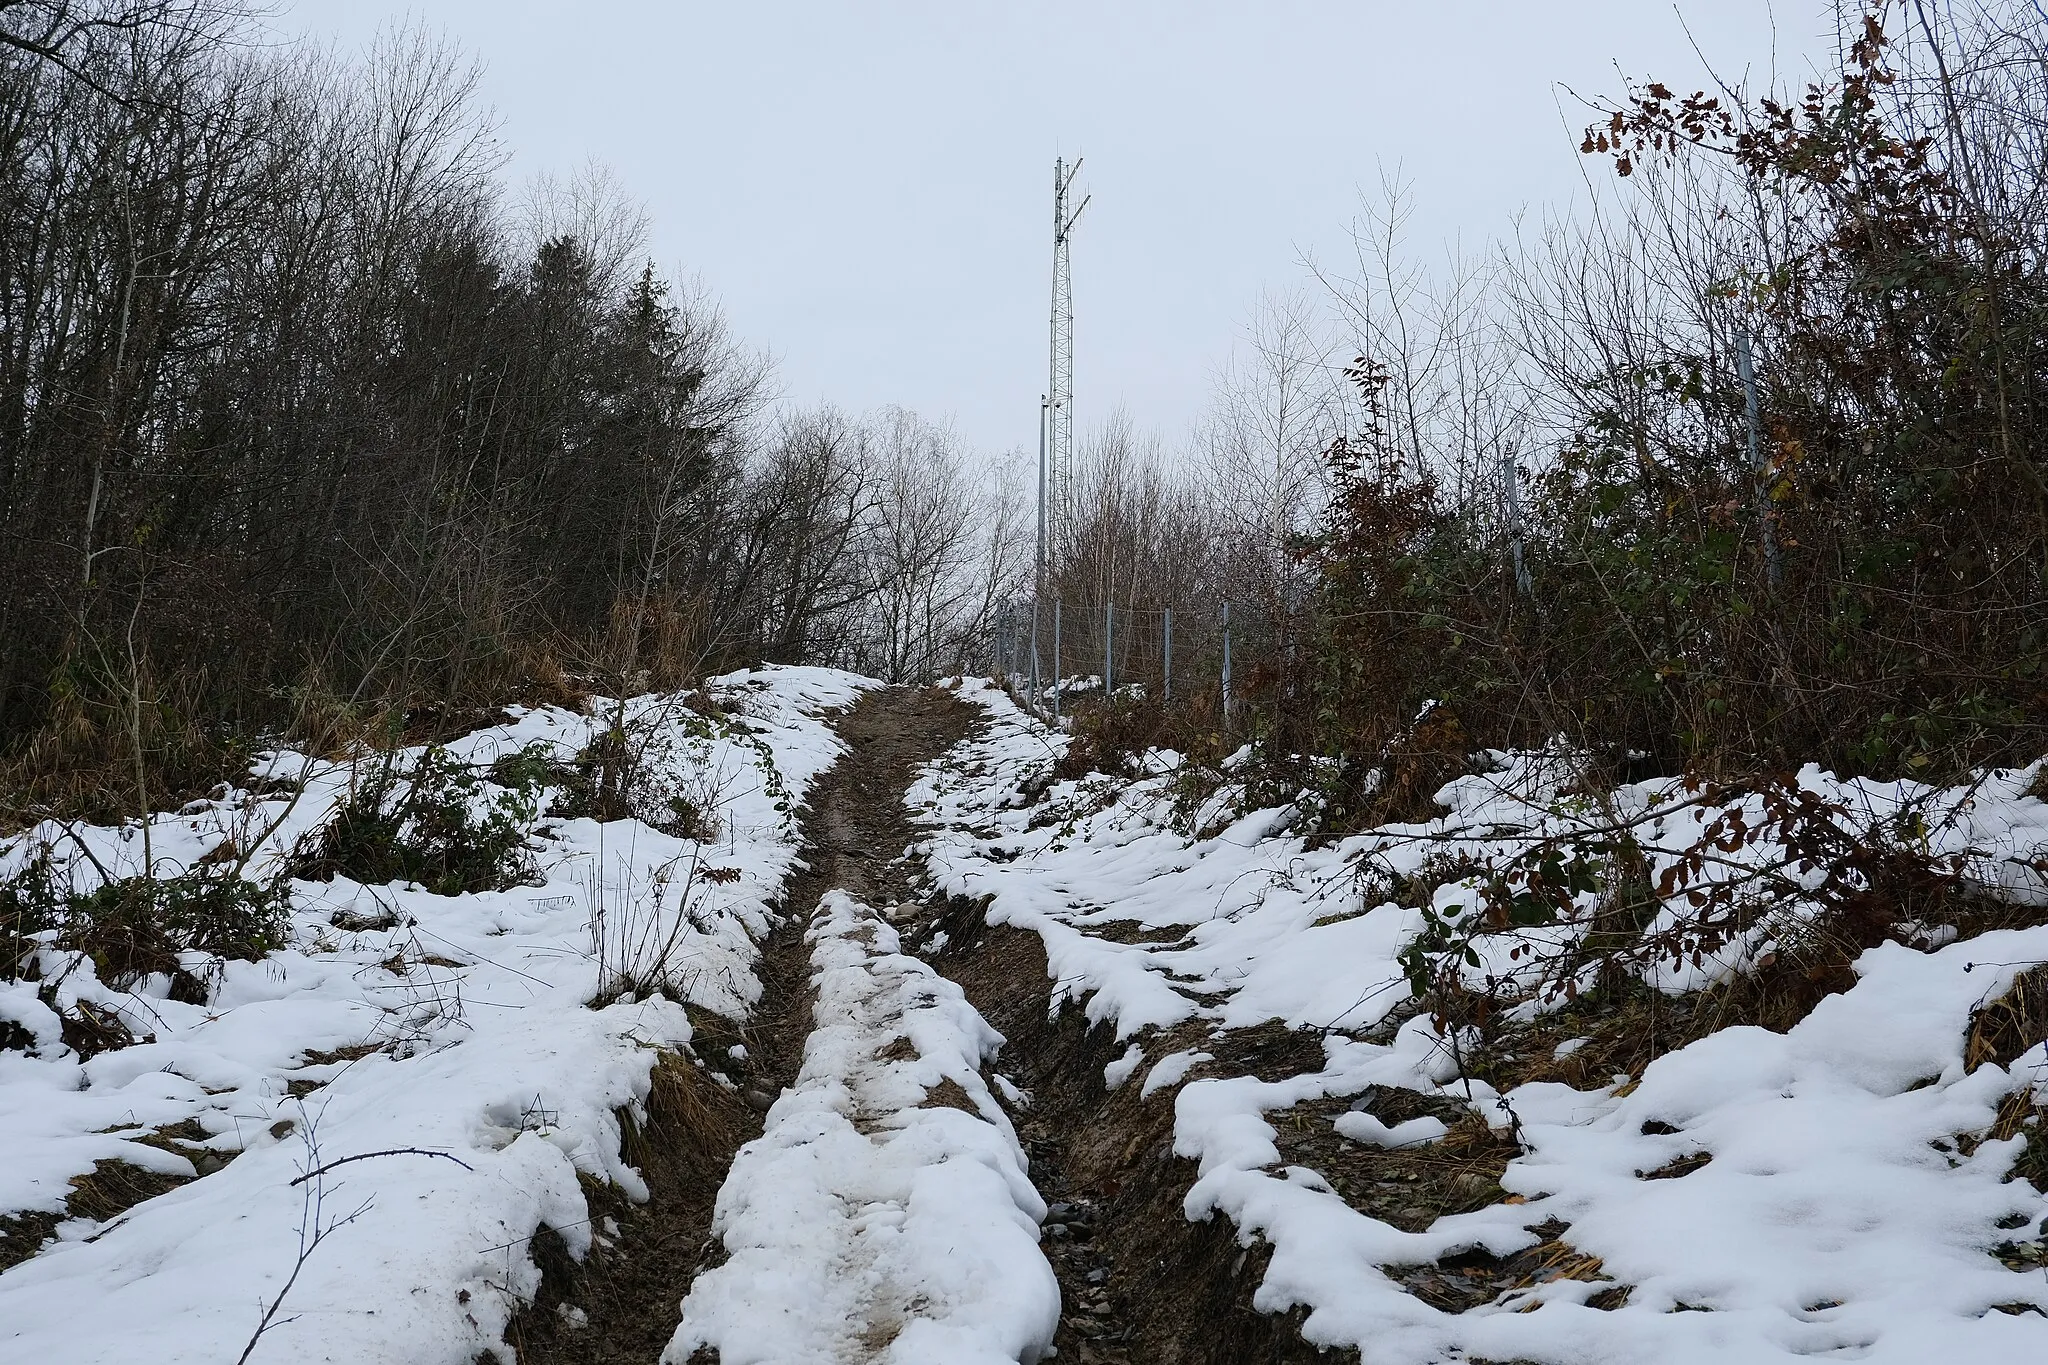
[585,848,741,1006]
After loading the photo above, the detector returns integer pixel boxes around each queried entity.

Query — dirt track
[506,686,974,1365]
[509,684,1332,1364]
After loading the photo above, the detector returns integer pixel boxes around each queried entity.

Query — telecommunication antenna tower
[1045,157,1088,566]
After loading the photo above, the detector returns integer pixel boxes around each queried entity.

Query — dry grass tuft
[1272,1096,1520,1236]
[1995,1097,2048,1195]
[1389,1217,1626,1313]
[64,1158,194,1224]
[917,1077,979,1113]
[1966,966,2048,1074]
[0,1211,64,1273]
[58,999,138,1060]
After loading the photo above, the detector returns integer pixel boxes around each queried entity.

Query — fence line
[986,596,1288,724]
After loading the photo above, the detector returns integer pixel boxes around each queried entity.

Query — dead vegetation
[1348,705,1476,831]
[0,1212,63,1274]
[1055,692,1210,784]
[1389,1218,1624,1314]
[284,1043,389,1098]
[1962,966,2048,1203]
[0,1117,233,1272]
[1967,965,2048,1075]
[1380,763,2048,1110]
[63,1158,195,1225]
[1271,1094,1518,1235]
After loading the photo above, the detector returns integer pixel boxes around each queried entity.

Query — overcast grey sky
[280,2,1833,458]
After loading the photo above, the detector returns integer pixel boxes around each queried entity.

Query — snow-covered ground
[9,665,2044,1364]
[907,679,2048,1363]
[0,666,870,1365]
[670,889,1057,1365]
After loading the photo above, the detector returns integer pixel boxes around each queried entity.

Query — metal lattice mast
[1047,157,1087,562]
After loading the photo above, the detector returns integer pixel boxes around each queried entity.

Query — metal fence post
[1504,449,1532,598]
[1105,601,1114,695]
[1052,599,1063,718]
[1221,600,1233,729]
[1162,608,1173,702]
[1029,596,1040,702]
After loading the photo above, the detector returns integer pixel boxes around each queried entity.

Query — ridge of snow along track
[669,889,1057,1365]
[0,666,872,1365]
[907,679,2048,1364]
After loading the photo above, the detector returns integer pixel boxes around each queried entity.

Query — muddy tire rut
[896,695,1344,1364]
[920,907,1347,1365]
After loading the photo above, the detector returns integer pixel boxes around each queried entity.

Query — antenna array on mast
[1045,157,1087,568]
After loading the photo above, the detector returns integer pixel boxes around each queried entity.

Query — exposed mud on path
[920,907,1347,1365]
[902,691,1349,1365]
[505,685,976,1365]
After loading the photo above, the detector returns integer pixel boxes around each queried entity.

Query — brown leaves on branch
[1580,10,1938,200]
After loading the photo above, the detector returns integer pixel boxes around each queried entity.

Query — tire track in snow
[653,686,1057,1363]
[668,890,1057,1363]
